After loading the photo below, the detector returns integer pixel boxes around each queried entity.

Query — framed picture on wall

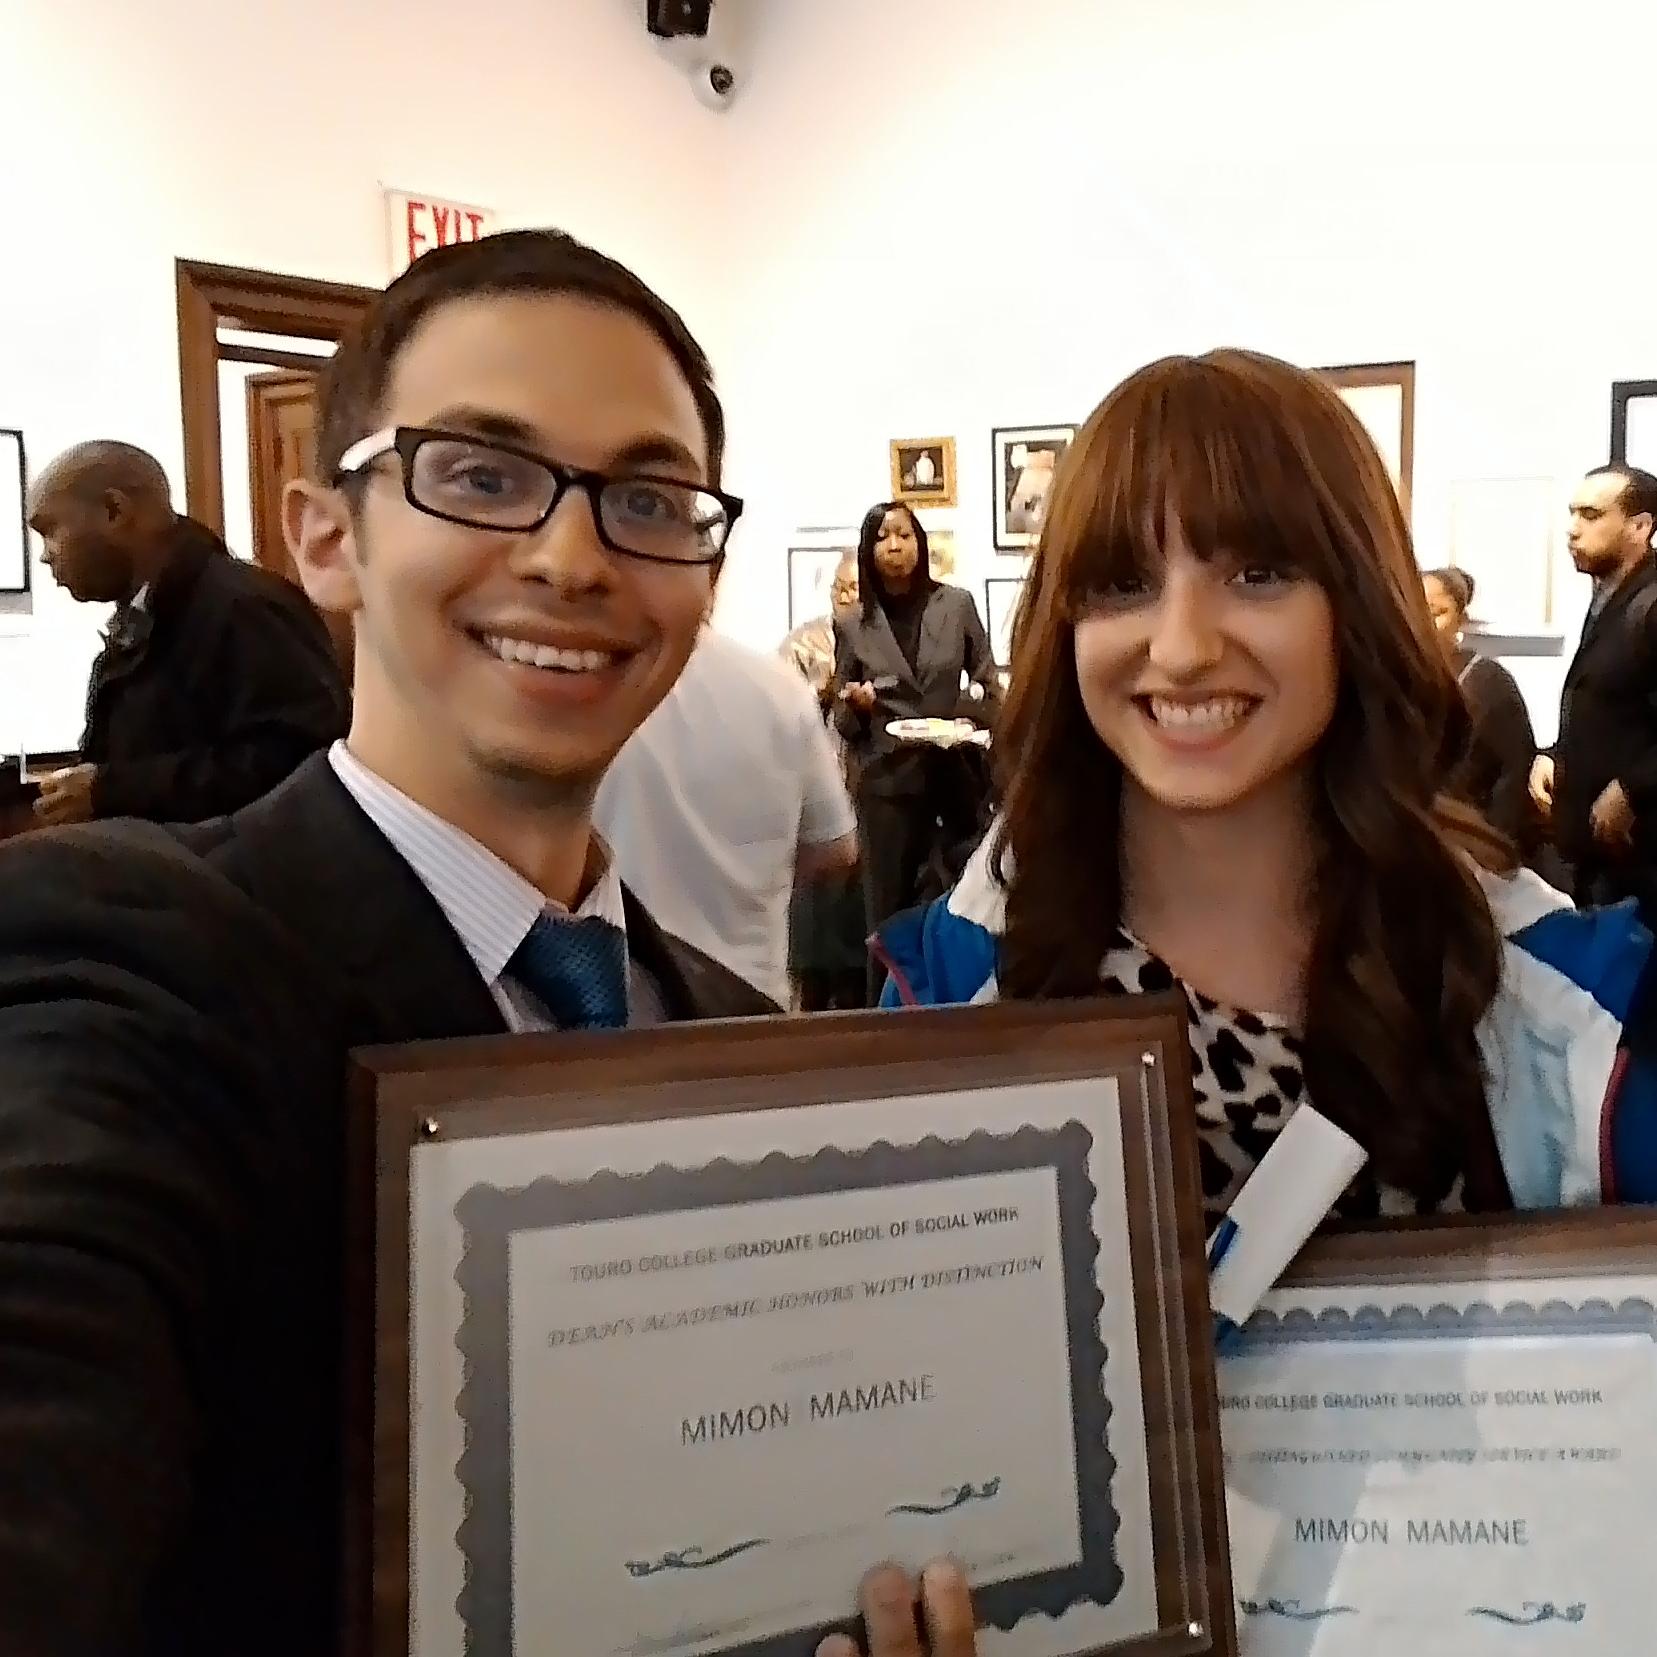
[985,573,1027,669]
[924,522,959,581]
[787,537,855,631]
[992,423,1076,552]
[1316,362,1415,520]
[1610,379,1657,473]
[0,430,30,594]
[889,436,957,508]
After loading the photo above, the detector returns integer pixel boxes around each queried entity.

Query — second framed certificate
[1221,1208,1657,1653]
[350,1000,1235,1656]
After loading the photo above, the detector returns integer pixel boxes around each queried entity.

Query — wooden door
[245,369,354,676]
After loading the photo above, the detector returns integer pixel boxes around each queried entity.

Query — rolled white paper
[1209,1106,1367,1328]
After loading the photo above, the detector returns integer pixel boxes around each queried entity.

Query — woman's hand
[817,1561,976,1657]
[842,681,878,712]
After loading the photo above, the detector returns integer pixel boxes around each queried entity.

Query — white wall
[218,360,270,566]
[9,0,1657,749]
[711,0,1657,743]
[0,0,727,749]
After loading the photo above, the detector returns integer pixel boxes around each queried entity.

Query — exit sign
[386,189,497,278]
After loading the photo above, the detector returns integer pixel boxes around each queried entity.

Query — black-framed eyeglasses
[334,425,742,566]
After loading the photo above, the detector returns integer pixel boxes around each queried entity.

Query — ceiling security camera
[692,60,738,110]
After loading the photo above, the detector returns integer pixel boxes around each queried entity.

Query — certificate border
[1235,1294,1657,1351]
[347,999,1238,1657]
[451,1122,1120,1655]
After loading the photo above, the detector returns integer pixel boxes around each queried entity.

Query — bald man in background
[26,441,349,824]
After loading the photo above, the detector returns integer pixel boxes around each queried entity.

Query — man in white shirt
[596,625,858,1004]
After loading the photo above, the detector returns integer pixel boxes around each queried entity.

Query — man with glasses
[0,230,781,1657]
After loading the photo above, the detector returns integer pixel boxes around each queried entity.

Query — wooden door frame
[243,368,323,583]
[175,259,377,533]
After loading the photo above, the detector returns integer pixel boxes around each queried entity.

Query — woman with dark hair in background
[877,349,1657,1246]
[833,501,999,997]
[1423,567,1539,851]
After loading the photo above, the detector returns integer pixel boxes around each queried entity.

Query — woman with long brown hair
[877,349,1657,1235]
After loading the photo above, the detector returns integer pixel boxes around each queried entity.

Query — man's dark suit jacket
[831,583,1000,796]
[1554,558,1657,870]
[0,756,775,1657]
[81,517,349,821]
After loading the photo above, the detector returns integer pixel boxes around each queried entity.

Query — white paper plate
[884,718,989,748]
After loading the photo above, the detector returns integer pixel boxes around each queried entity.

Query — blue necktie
[508,914,630,1031]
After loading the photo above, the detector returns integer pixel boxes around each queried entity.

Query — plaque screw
[419,1116,442,1140]
[1187,1625,1205,1640]
[1141,1050,1158,1070]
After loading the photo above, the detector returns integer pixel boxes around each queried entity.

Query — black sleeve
[1623,598,1657,812]
[91,589,349,822]
[958,591,1003,722]
[1466,660,1538,843]
[0,831,272,1654]
[830,617,868,743]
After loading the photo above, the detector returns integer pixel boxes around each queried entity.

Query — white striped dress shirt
[328,742,663,1030]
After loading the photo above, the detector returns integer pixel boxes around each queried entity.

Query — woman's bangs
[1161,405,1317,577]
[1054,409,1185,602]
[1057,359,1342,599]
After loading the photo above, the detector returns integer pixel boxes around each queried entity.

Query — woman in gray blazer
[832,501,1000,994]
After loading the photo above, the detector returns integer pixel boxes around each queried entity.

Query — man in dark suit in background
[0,231,779,1657]
[26,441,349,825]
[1532,464,1657,919]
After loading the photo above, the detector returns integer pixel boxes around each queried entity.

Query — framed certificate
[1220,1208,1657,1653]
[0,430,30,594]
[348,1000,1236,1657]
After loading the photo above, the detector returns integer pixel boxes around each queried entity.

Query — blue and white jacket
[877,833,1657,1209]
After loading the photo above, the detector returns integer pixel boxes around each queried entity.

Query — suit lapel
[1568,563,1656,684]
[621,884,775,1019]
[622,885,701,1018]
[82,618,153,745]
[859,606,921,693]
[81,527,217,748]
[214,756,506,1045]
[916,587,954,682]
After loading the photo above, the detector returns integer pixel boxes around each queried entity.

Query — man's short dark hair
[1587,463,1657,529]
[317,229,726,485]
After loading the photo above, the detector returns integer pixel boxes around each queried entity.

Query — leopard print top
[1098,928,1463,1229]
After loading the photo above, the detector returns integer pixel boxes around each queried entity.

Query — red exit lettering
[403,197,488,267]
[405,198,430,266]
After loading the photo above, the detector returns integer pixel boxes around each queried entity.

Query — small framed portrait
[787,537,855,631]
[984,574,1027,669]
[992,424,1076,552]
[0,430,30,594]
[890,436,957,508]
